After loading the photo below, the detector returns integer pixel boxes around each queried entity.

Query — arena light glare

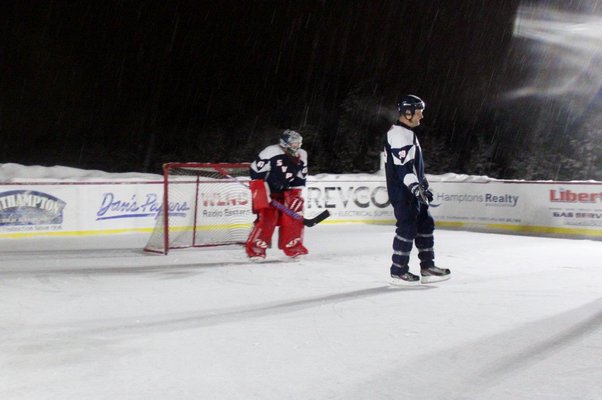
[507,3,602,101]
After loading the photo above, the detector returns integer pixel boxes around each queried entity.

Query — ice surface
[1,225,601,400]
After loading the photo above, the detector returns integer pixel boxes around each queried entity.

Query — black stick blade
[303,210,331,227]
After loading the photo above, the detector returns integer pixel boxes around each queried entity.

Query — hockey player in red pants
[245,130,309,260]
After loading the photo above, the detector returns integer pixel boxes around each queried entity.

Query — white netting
[144,163,253,254]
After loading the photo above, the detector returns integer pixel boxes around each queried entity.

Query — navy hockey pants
[390,201,435,273]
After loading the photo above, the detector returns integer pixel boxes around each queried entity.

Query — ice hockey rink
[1,224,601,400]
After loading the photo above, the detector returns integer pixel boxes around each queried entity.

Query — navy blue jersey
[384,123,427,205]
[250,144,308,193]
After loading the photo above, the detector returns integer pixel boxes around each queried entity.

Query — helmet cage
[279,130,303,155]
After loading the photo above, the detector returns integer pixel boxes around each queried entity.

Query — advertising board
[1,175,600,240]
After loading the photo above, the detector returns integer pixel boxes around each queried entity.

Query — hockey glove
[425,188,434,203]
[269,174,290,192]
[410,183,430,205]
[421,178,434,203]
[285,189,304,213]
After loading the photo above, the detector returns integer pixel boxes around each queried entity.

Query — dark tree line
[1,1,600,180]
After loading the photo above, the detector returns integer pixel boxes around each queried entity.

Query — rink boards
[0,174,601,240]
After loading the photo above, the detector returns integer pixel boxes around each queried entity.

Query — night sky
[1,1,600,178]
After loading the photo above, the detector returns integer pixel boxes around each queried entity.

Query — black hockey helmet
[397,95,426,115]
[279,129,303,156]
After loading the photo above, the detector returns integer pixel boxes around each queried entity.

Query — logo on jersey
[398,150,407,161]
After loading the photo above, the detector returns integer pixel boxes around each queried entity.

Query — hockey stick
[216,167,331,227]
[269,199,330,227]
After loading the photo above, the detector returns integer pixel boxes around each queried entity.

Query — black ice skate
[421,266,451,283]
[390,270,421,286]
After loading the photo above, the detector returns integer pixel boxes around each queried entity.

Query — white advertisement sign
[0,175,600,241]
[0,183,165,237]
[429,181,602,238]
[305,179,393,223]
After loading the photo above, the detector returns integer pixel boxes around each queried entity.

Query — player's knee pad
[417,214,435,234]
[395,223,417,242]
[278,212,304,250]
[277,189,304,248]
[246,207,279,247]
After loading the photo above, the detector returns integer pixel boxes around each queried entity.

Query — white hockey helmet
[279,129,303,155]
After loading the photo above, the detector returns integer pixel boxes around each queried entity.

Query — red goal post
[144,162,253,254]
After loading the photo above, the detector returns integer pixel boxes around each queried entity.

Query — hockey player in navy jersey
[245,130,309,260]
[384,95,451,285]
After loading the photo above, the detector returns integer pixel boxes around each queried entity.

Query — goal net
[144,163,253,254]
